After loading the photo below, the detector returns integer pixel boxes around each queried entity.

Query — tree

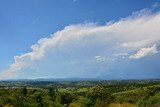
[89,86,111,104]
[59,92,74,106]
[34,92,43,107]
[48,87,56,102]
[21,87,27,96]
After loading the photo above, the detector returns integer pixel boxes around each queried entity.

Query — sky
[0,0,160,79]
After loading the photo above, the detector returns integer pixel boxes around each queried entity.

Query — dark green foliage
[59,92,74,106]
[89,86,111,103]
[48,87,57,102]
[34,92,43,107]
[0,80,160,107]
[22,87,27,95]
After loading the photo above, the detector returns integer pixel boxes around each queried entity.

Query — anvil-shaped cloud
[1,9,160,79]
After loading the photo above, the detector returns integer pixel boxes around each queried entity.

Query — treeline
[0,84,160,107]
[1,79,160,89]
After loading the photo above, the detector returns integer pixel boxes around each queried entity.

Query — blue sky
[0,0,160,79]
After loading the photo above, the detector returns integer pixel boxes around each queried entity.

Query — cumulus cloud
[1,9,160,79]
[129,45,158,59]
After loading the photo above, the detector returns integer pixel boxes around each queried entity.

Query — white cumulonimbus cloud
[0,9,160,79]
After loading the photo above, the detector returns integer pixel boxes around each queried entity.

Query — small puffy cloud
[95,56,106,61]
[1,9,160,79]
[129,45,158,59]
[114,53,128,57]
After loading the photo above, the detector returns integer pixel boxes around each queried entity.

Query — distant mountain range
[0,77,105,82]
[1,77,160,82]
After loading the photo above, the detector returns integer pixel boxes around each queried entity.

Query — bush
[68,103,80,107]
[89,86,111,103]
[109,103,137,107]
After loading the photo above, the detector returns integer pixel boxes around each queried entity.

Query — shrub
[109,103,137,107]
